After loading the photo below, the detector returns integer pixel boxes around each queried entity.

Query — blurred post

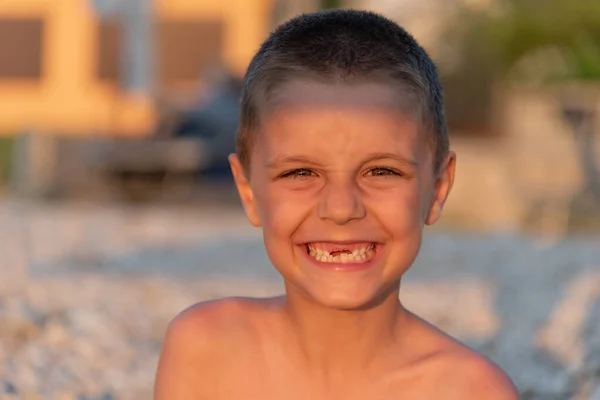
[121,0,154,96]
[561,93,600,218]
[91,0,154,95]
[0,199,29,297]
[10,133,58,198]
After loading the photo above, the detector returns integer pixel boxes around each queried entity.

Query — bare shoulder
[153,297,273,400]
[162,297,257,354]
[169,296,260,337]
[430,337,518,399]
[438,348,519,400]
[405,314,519,399]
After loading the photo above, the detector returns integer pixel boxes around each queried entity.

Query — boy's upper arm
[153,303,224,400]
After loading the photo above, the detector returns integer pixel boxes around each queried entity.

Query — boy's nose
[317,180,366,225]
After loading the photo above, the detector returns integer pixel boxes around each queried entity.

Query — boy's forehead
[263,79,409,113]
[253,95,429,167]
[257,79,423,141]
[250,78,432,170]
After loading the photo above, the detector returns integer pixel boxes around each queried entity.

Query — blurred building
[0,0,273,137]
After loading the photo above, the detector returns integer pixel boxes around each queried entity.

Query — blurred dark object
[168,73,242,176]
[9,72,243,202]
[9,133,209,202]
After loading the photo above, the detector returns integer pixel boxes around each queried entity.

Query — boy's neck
[280,282,407,378]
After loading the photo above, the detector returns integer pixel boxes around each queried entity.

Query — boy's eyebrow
[363,152,419,168]
[266,153,418,168]
[266,155,326,168]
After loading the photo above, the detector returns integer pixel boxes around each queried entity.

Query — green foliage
[320,0,342,10]
[440,0,600,133]
[452,0,600,82]
[0,137,14,184]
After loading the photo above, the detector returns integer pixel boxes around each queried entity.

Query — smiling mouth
[305,242,376,264]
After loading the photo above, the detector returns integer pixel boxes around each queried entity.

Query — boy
[154,9,518,400]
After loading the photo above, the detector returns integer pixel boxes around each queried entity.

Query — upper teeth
[306,243,375,263]
[307,245,372,257]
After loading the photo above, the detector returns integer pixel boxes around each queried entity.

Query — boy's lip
[299,239,382,245]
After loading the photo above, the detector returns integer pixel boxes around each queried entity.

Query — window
[95,18,224,89]
[97,19,122,82]
[157,19,224,88]
[0,18,44,79]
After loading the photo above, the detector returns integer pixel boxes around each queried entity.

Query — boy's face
[230,79,455,310]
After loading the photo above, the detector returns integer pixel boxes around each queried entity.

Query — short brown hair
[236,9,448,174]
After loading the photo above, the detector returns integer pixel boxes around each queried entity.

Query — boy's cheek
[259,196,307,230]
[371,188,422,218]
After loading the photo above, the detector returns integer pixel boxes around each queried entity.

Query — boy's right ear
[228,154,261,227]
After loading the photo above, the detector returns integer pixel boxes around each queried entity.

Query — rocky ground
[1,197,600,399]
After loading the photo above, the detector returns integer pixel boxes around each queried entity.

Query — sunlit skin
[236,80,446,312]
[154,80,519,400]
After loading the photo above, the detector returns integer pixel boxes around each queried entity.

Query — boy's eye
[281,169,316,179]
[365,167,402,177]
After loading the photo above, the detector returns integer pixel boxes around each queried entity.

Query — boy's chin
[303,286,393,311]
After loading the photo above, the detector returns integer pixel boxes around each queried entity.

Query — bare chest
[205,359,443,400]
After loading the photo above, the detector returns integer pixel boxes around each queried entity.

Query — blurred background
[1,0,600,399]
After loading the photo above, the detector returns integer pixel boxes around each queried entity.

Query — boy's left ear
[425,151,456,225]
[229,154,262,227]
